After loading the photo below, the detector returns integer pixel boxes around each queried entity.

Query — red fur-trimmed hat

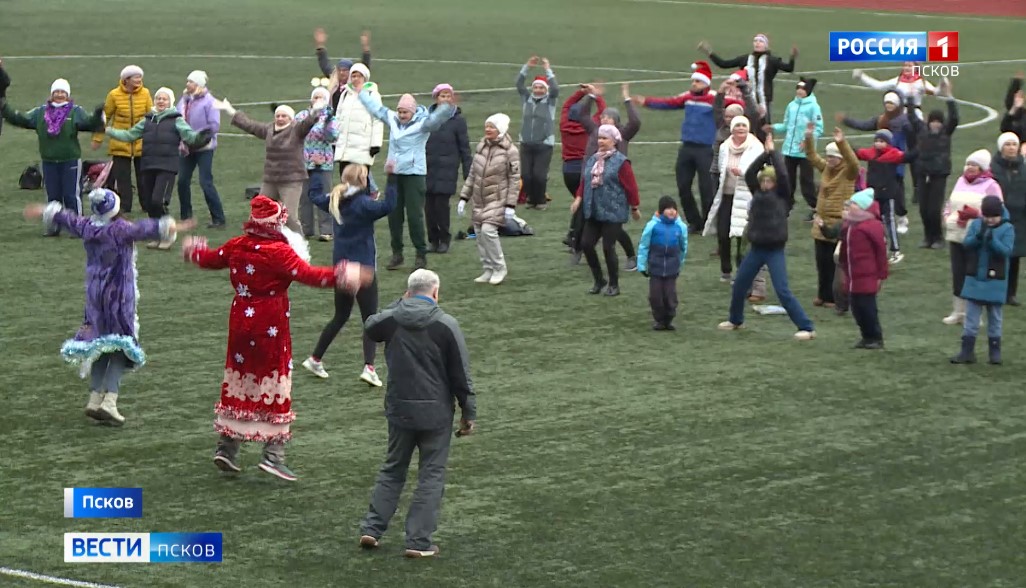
[249,195,283,224]
[691,61,712,86]
[729,69,748,83]
[531,75,549,90]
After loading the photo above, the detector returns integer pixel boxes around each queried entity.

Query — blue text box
[64,488,143,518]
[829,32,927,62]
[150,532,223,563]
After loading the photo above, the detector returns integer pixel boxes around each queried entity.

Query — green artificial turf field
[1,0,1024,586]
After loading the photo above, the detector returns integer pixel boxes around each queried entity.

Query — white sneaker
[794,330,817,341]
[302,357,329,379]
[941,313,964,325]
[718,321,743,331]
[720,273,732,283]
[489,269,507,285]
[474,271,493,284]
[888,252,904,265]
[360,364,383,387]
[896,216,909,235]
[85,392,104,420]
[97,393,125,426]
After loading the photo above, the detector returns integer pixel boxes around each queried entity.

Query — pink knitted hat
[432,83,453,98]
[397,94,417,111]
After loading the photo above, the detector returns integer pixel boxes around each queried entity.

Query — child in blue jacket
[638,196,689,330]
[951,195,1015,365]
[303,163,397,387]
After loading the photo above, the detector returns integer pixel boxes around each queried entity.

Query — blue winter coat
[772,94,823,158]
[311,184,397,266]
[960,210,1016,305]
[637,214,689,278]
[359,92,453,175]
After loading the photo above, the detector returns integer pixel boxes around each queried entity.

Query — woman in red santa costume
[182,195,372,481]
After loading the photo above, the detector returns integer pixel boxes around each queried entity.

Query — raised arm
[174,117,210,146]
[42,202,90,238]
[422,103,455,133]
[838,136,860,179]
[230,111,269,140]
[744,151,771,195]
[183,237,232,269]
[775,51,796,73]
[276,241,344,288]
[0,103,39,129]
[363,305,397,343]
[855,71,897,92]
[622,99,641,141]
[708,52,745,68]
[295,107,324,138]
[106,118,146,143]
[942,98,959,135]
[117,216,177,244]
[841,114,878,132]
[571,94,599,133]
[358,89,390,122]
[804,131,825,172]
[713,91,726,128]
[562,88,588,125]
[353,184,397,221]
[544,61,558,100]
[642,92,688,110]
[74,105,105,132]
[515,63,530,99]
[1005,77,1023,111]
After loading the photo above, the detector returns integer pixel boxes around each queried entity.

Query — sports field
[1,0,1024,586]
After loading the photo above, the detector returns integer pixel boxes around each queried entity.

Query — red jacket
[839,201,889,294]
[560,89,605,162]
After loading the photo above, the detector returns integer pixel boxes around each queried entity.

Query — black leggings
[312,277,379,365]
[814,239,837,303]
[580,220,622,287]
[1010,257,1021,300]
[569,205,634,256]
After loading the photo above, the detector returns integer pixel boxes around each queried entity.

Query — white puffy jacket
[334,81,384,165]
[703,136,765,238]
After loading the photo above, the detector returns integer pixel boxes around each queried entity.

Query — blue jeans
[963,300,1002,338]
[178,150,225,224]
[729,246,814,332]
[42,160,82,234]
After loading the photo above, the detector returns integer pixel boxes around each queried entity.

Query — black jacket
[1001,77,1026,142]
[911,99,958,176]
[743,151,793,248]
[425,105,472,195]
[141,112,184,172]
[365,296,476,431]
[0,65,10,137]
[708,51,795,104]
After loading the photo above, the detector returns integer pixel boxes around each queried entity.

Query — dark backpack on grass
[19,164,42,190]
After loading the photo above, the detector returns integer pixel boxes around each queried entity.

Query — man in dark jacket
[909,84,957,249]
[719,133,816,340]
[358,269,476,558]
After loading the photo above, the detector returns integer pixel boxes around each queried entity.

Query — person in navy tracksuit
[637,196,689,330]
[303,163,396,387]
[633,61,742,232]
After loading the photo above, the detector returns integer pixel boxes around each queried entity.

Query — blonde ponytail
[329,183,349,224]
[329,164,370,224]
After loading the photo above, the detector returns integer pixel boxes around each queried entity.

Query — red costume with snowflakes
[184,196,349,446]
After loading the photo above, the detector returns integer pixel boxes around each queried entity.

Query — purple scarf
[44,101,74,137]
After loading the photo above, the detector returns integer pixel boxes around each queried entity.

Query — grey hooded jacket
[365,296,476,431]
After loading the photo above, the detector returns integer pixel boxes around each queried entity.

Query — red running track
[745,0,1026,18]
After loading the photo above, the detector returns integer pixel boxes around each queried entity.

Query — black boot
[588,279,607,295]
[988,337,1002,365]
[386,255,404,271]
[427,242,438,253]
[414,254,427,270]
[950,335,977,364]
[436,241,450,254]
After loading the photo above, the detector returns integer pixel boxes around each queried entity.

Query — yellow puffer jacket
[93,81,153,158]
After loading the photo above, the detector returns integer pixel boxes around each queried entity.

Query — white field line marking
[623,0,1023,23]
[0,567,122,588]
[219,79,998,143]
[234,77,684,106]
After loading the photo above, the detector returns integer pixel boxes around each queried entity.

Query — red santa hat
[531,75,549,91]
[729,69,748,83]
[691,61,712,86]
[249,195,284,225]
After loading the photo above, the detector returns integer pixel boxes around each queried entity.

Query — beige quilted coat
[460,134,521,227]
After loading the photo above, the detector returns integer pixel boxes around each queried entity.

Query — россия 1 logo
[829,31,960,76]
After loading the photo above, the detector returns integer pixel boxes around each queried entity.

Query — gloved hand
[957,205,980,227]
[92,104,106,130]
[504,206,515,219]
[641,270,650,278]
[213,98,236,117]
[269,101,280,114]
[457,199,466,217]
[369,146,381,157]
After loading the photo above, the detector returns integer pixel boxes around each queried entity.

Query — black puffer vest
[141,112,182,172]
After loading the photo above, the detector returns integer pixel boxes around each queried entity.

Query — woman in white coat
[333,63,384,179]
[704,115,764,282]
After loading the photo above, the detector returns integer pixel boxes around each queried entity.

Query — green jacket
[1,102,103,162]
[106,106,203,144]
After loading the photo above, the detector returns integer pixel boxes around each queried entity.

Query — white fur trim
[131,246,141,339]
[745,54,769,108]
[42,201,63,233]
[281,226,311,262]
[691,72,711,86]
[158,216,177,243]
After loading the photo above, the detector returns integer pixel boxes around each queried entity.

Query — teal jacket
[772,94,823,158]
[359,92,453,175]
[2,101,103,162]
[960,209,1016,305]
[637,213,689,277]
[106,106,203,143]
